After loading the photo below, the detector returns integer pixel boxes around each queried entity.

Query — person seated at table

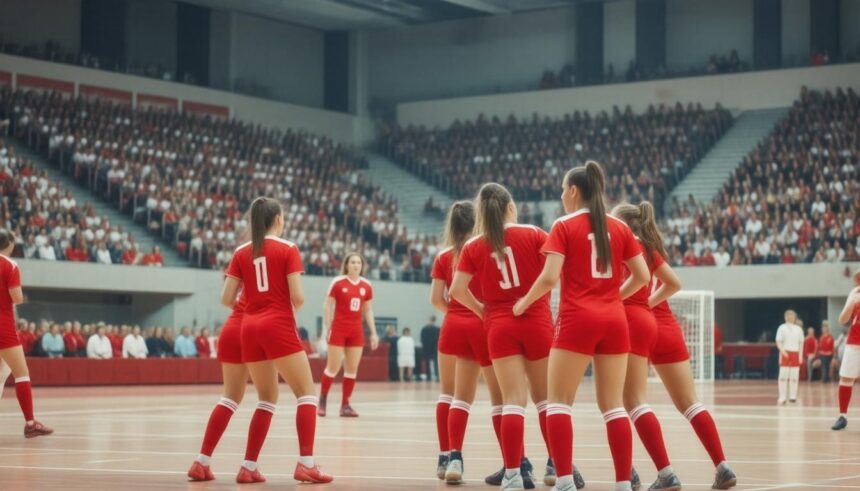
[195,327,211,359]
[174,327,198,358]
[41,324,65,358]
[145,327,170,358]
[87,324,113,359]
[123,326,148,359]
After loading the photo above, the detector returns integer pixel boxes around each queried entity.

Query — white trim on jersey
[552,208,589,226]
[265,236,296,248]
[233,241,251,253]
[327,275,347,296]
[464,234,483,246]
[0,255,19,268]
[503,223,541,231]
[438,246,454,255]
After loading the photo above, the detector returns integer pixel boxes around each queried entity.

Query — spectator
[17,320,36,355]
[121,244,142,265]
[207,328,218,358]
[397,327,415,382]
[420,316,440,382]
[87,324,113,359]
[142,246,164,267]
[195,327,211,359]
[41,324,65,358]
[819,321,835,383]
[109,326,124,358]
[146,326,170,358]
[298,327,315,356]
[174,327,197,358]
[804,327,818,381]
[94,242,113,264]
[122,325,148,359]
[383,325,399,381]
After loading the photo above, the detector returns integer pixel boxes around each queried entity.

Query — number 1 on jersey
[253,257,269,292]
[491,246,520,290]
[587,233,613,279]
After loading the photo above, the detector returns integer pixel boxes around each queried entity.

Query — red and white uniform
[0,256,21,350]
[622,246,662,358]
[225,237,305,362]
[457,224,553,361]
[775,322,804,367]
[326,276,373,348]
[432,247,491,367]
[543,210,641,356]
[839,301,860,378]
[217,293,245,364]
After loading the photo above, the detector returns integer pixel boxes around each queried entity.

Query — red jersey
[803,335,818,357]
[225,236,304,319]
[457,224,550,316]
[196,336,211,358]
[819,334,834,355]
[327,275,373,331]
[623,245,664,308]
[18,330,35,354]
[543,210,641,318]
[0,255,21,328]
[431,246,482,317]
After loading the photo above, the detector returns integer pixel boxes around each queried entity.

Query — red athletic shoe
[236,466,266,484]
[339,405,359,418]
[187,461,215,481]
[318,396,327,417]
[24,420,53,439]
[294,462,334,483]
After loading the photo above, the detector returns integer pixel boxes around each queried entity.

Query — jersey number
[253,257,269,292]
[588,233,613,279]
[349,297,361,312]
[491,247,520,290]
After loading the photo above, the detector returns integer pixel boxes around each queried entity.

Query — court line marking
[82,458,138,465]
[0,405,194,418]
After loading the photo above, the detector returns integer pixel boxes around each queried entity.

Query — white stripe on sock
[343,372,357,379]
[629,404,652,422]
[218,397,239,412]
[438,394,454,404]
[297,395,318,407]
[683,402,707,421]
[257,402,277,414]
[14,376,30,384]
[323,368,338,378]
[603,408,629,423]
[450,400,471,413]
[536,400,548,413]
[502,405,526,417]
[491,405,503,416]
[546,403,572,417]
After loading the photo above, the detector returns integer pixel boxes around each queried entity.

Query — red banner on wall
[0,71,11,87]
[182,100,229,119]
[137,93,179,110]
[16,74,74,95]
[80,84,132,105]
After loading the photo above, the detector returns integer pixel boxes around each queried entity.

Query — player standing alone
[776,310,804,404]
[222,197,332,484]
[0,229,52,438]
[832,267,860,431]
[319,253,379,418]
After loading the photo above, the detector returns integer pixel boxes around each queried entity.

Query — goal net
[550,289,715,382]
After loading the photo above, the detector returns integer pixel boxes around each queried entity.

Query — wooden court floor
[0,379,858,490]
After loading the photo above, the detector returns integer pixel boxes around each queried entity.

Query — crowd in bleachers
[662,87,860,266]
[381,102,733,207]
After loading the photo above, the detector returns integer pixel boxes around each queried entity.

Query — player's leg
[493,354,530,489]
[319,344,345,416]
[340,346,364,416]
[436,352,456,479]
[788,366,800,402]
[833,347,859,429]
[545,348,590,491]
[444,358,481,484]
[482,364,510,486]
[777,365,788,403]
[0,346,51,437]
[237,361,279,483]
[189,363,248,481]
[0,359,11,400]
[274,350,333,483]
[592,354,634,491]
[522,355,548,488]
[624,354,679,490]
[655,361,736,489]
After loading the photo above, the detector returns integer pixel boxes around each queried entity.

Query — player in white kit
[775,310,804,404]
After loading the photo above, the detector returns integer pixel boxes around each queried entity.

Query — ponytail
[249,197,282,258]
[443,200,476,255]
[611,200,667,267]
[566,161,610,272]
[475,183,513,258]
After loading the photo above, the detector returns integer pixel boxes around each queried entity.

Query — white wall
[397,62,860,128]
[603,0,636,74]
[125,0,177,76]
[843,0,860,58]
[0,0,81,53]
[666,0,754,71]
[228,13,324,108]
[0,54,358,144]
[367,7,577,103]
[781,0,811,67]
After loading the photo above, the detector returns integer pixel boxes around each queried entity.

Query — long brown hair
[340,252,365,276]
[565,161,610,272]
[612,201,667,266]
[475,183,512,257]
[0,228,14,252]
[443,200,475,255]
[249,197,282,258]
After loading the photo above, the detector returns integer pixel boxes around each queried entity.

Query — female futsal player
[0,229,52,438]
[513,162,649,491]
[451,183,570,490]
[612,202,683,491]
[222,197,332,484]
[831,266,859,431]
[318,252,379,418]
[627,201,738,489]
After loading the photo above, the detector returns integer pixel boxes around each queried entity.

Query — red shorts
[438,313,491,367]
[650,314,691,365]
[486,309,552,361]
[241,312,303,363]
[217,311,243,364]
[0,323,21,350]
[554,306,630,356]
[327,325,364,348]
[625,305,658,358]
[780,351,801,367]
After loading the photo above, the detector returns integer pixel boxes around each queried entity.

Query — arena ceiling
[180,0,601,30]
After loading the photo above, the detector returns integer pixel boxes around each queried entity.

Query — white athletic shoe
[501,471,525,490]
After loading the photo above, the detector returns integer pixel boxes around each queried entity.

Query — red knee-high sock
[684,402,726,466]
[296,396,317,457]
[604,408,633,483]
[546,403,573,478]
[342,373,356,407]
[839,383,853,415]
[448,400,471,451]
[200,397,239,457]
[15,377,34,422]
[320,370,335,398]
[630,404,671,471]
[244,402,276,462]
[491,405,503,446]
[436,395,453,452]
[501,405,525,470]
[536,400,551,457]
